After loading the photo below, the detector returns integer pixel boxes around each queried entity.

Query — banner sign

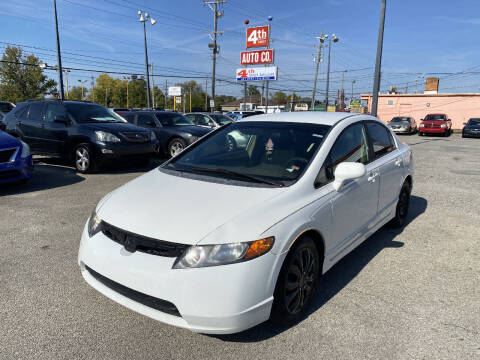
[168,86,182,96]
[240,49,274,65]
[236,66,278,81]
[246,26,270,48]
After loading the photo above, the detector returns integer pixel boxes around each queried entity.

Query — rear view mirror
[54,115,70,125]
[333,162,366,191]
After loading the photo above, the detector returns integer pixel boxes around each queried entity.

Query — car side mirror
[463,122,467,125]
[332,162,366,191]
[448,119,452,122]
[54,115,70,125]
[420,119,423,121]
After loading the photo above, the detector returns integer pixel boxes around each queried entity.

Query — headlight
[419,123,425,127]
[20,141,30,158]
[440,124,447,128]
[188,135,198,144]
[88,210,103,237]
[95,131,121,142]
[173,237,274,269]
[150,131,156,141]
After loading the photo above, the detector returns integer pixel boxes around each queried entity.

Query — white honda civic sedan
[78,112,414,334]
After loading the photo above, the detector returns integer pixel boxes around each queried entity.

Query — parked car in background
[3,100,158,173]
[462,118,480,138]
[0,101,15,114]
[121,110,211,158]
[184,112,234,129]
[78,112,413,334]
[225,112,244,120]
[0,130,33,184]
[110,108,130,115]
[388,116,417,134]
[419,113,452,136]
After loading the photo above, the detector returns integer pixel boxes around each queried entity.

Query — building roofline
[360,93,480,97]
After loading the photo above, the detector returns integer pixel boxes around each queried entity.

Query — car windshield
[391,117,410,123]
[468,119,480,125]
[155,113,193,126]
[0,103,14,113]
[424,115,446,121]
[210,114,233,125]
[65,103,126,123]
[165,121,331,186]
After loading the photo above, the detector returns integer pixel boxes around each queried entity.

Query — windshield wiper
[186,166,284,186]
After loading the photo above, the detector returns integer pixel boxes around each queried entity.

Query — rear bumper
[78,223,284,334]
[0,155,33,184]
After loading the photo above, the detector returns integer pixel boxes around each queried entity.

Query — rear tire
[271,237,320,325]
[389,182,411,228]
[168,138,187,158]
[74,143,97,173]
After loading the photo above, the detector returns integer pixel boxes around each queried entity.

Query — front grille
[120,132,150,143]
[0,170,20,179]
[424,124,432,128]
[85,266,181,317]
[101,221,189,258]
[0,148,17,163]
[433,124,441,128]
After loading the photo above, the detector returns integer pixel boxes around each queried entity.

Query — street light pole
[371,0,386,117]
[53,0,65,100]
[311,33,324,110]
[138,10,156,109]
[323,34,338,109]
[351,80,356,101]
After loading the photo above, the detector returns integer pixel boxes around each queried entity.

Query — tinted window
[467,119,480,126]
[28,103,44,121]
[366,122,395,159]
[184,114,196,123]
[137,114,156,127]
[122,113,135,123]
[168,121,330,185]
[391,117,411,123]
[45,103,68,122]
[197,114,213,126]
[316,123,370,187]
[12,103,29,119]
[0,103,15,113]
[424,114,446,121]
[65,103,126,123]
[155,113,193,127]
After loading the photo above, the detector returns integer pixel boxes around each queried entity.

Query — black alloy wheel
[389,182,411,228]
[271,237,320,325]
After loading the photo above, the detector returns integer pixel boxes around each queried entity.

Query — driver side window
[315,122,370,188]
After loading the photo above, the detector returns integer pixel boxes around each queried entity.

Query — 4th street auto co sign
[240,49,273,65]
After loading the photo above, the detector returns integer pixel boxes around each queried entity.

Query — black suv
[3,100,158,173]
[120,110,212,158]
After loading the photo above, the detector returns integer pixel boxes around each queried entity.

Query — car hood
[96,169,286,245]
[0,130,20,148]
[174,125,212,137]
[80,122,149,133]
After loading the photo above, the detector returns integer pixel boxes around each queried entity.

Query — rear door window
[45,103,68,122]
[137,113,156,127]
[365,122,395,160]
[27,103,44,121]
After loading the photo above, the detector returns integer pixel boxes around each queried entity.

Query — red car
[419,113,452,136]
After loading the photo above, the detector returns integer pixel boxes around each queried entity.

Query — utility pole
[311,33,324,110]
[150,63,155,108]
[204,0,225,112]
[205,78,208,111]
[340,70,346,110]
[371,0,386,117]
[64,69,70,99]
[138,11,156,109]
[165,79,168,109]
[91,76,95,103]
[405,82,409,94]
[53,0,65,100]
[351,80,356,101]
[324,34,339,109]
[105,88,108,107]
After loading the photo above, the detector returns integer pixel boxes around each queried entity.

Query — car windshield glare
[156,113,193,126]
[424,115,446,121]
[165,121,331,186]
[65,103,126,123]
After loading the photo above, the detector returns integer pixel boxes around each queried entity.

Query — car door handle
[395,158,402,167]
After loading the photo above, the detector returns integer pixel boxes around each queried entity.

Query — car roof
[237,111,364,126]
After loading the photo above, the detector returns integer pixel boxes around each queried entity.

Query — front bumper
[463,130,480,138]
[78,223,284,334]
[390,127,412,134]
[0,155,33,184]
[419,127,447,134]
[92,140,159,159]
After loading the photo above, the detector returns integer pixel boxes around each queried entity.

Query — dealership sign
[240,49,274,65]
[246,26,270,48]
[168,86,182,96]
[236,66,278,81]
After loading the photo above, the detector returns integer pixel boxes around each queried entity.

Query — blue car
[0,131,33,184]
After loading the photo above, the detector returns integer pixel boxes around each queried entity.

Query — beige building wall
[361,94,480,129]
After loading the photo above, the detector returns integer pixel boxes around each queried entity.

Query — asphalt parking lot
[1,133,479,360]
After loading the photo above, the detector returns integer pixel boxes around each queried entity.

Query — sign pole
[174,96,176,111]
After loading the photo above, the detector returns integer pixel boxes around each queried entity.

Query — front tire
[168,138,187,158]
[74,143,97,173]
[389,182,411,228]
[271,237,320,325]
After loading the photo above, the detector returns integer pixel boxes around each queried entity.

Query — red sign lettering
[246,26,270,48]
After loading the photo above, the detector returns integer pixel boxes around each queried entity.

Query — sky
[1,0,480,99]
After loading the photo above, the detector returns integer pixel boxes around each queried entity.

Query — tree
[0,46,57,103]
[247,85,260,96]
[68,85,86,101]
[271,91,287,105]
